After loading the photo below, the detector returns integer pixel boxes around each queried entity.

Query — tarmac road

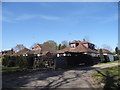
[2,63,118,89]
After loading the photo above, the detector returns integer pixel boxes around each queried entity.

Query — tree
[13,44,26,52]
[115,47,119,55]
[83,38,86,41]
[58,44,61,50]
[61,40,69,47]
[61,40,69,49]
[43,40,57,50]
[61,44,66,49]
[99,49,105,63]
[83,36,90,41]
[115,47,120,60]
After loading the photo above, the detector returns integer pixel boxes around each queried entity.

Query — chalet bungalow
[57,40,98,57]
[57,40,115,62]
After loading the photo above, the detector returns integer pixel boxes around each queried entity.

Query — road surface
[2,63,118,89]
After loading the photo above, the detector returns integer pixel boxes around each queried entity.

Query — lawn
[93,65,120,89]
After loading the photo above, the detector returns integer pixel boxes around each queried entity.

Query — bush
[7,60,15,67]
[2,55,35,69]
[2,55,11,66]
[2,55,54,69]
[26,56,34,69]
[18,56,28,68]
[114,56,119,61]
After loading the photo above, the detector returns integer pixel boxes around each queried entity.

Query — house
[100,49,114,62]
[55,40,100,68]
[13,48,30,56]
[57,40,98,57]
[1,49,15,56]
[27,44,56,57]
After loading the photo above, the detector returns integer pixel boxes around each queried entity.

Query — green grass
[1,66,32,75]
[2,66,21,74]
[93,65,120,89]
[95,60,120,66]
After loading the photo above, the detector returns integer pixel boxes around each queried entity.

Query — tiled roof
[70,41,94,45]
[13,48,29,56]
[1,50,15,56]
[80,41,94,45]
[38,44,56,53]
[57,41,98,54]
[27,44,57,55]
[27,50,51,56]
[101,49,113,54]
[70,40,81,43]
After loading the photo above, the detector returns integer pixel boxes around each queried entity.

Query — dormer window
[70,43,79,48]
[88,44,95,50]
[71,44,76,48]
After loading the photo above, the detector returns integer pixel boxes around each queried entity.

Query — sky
[2,2,118,51]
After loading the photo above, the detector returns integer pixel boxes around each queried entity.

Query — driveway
[2,63,118,89]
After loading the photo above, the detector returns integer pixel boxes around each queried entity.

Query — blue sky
[2,2,118,51]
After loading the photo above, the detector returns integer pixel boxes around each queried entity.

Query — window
[88,44,95,50]
[71,44,76,48]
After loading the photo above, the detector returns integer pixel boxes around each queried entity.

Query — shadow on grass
[96,70,119,90]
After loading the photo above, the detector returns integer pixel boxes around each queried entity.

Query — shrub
[26,56,34,69]
[2,55,11,66]
[2,55,54,69]
[7,60,15,67]
[18,56,28,68]
[114,56,119,61]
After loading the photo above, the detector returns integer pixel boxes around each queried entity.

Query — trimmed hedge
[2,55,55,69]
[2,55,34,69]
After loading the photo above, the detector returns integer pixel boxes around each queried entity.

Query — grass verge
[93,65,120,89]
[95,60,120,66]
[1,66,33,75]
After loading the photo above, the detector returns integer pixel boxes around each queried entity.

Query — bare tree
[95,45,100,50]
[13,44,26,52]
[83,36,90,41]
[60,40,69,49]
[61,40,69,46]
[30,43,39,50]
[101,44,113,52]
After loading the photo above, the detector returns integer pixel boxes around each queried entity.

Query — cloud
[2,13,60,23]
[14,14,36,21]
